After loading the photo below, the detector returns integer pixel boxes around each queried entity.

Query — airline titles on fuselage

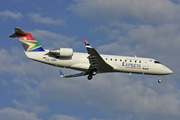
[122,58,142,69]
[122,62,141,69]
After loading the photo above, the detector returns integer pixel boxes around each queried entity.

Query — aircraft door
[143,60,149,70]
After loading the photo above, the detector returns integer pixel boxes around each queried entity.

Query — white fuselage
[25,49,173,76]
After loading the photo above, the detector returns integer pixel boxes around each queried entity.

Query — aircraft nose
[162,65,173,75]
[168,69,173,74]
[166,68,173,74]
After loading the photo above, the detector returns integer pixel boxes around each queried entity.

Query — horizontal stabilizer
[9,27,27,38]
[59,69,88,78]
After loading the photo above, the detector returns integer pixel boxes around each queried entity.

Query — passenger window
[110,59,112,61]
[115,59,117,61]
[120,59,122,62]
[139,61,141,63]
[106,58,108,60]
[130,60,132,62]
[135,61,136,63]
[125,60,127,62]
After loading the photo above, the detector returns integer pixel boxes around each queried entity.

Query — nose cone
[166,68,173,74]
[168,69,173,74]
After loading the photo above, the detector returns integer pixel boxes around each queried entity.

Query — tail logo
[21,40,41,52]
[10,28,44,52]
[19,33,44,52]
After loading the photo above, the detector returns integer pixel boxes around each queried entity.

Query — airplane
[10,28,173,83]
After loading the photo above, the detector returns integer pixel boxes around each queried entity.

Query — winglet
[59,69,65,77]
[84,39,90,46]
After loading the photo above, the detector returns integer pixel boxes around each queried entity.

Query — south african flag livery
[84,38,90,46]
[18,32,44,52]
[10,28,44,52]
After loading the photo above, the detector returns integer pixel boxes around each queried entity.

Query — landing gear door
[143,60,149,70]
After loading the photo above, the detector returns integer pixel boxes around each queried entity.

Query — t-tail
[9,27,44,52]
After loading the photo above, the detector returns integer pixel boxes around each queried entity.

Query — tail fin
[10,28,44,52]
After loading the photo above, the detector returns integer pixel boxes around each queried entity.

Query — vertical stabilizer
[10,28,44,52]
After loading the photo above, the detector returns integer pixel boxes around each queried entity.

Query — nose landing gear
[158,76,162,83]
[158,79,162,83]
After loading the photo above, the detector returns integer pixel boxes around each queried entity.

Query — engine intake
[49,48,73,57]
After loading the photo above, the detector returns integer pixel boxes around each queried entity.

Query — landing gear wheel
[92,71,97,75]
[158,79,162,83]
[158,76,162,83]
[88,75,93,80]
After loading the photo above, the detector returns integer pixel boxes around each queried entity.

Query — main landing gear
[158,76,162,83]
[88,75,93,80]
[87,70,97,80]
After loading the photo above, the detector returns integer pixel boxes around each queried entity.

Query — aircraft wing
[84,39,113,72]
[59,69,89,78]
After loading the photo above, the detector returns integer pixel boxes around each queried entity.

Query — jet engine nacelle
[49,48,73,57]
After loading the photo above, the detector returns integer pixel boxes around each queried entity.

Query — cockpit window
[154,61,161,64]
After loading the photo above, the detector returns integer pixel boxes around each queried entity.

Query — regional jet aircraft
[10,28,173,83]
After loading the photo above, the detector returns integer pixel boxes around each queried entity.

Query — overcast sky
[0,0,180,120]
